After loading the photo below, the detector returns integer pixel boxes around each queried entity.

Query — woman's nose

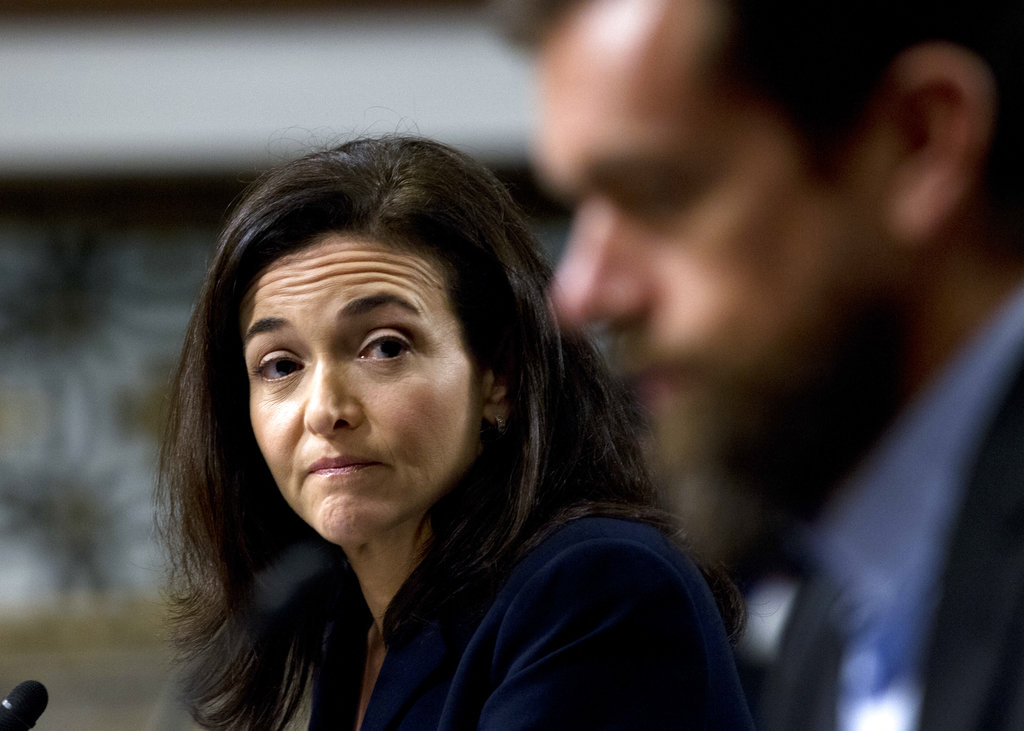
[304,364,361,435]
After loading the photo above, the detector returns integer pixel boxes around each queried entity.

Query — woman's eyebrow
[243,294,420,346]
[341,293,420,318]
[243,316,287,346]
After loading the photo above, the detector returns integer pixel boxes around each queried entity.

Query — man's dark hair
[497,0,1024,210]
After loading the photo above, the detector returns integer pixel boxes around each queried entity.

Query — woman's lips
[308,457,379,475]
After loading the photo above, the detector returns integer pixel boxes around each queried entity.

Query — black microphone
[245,538,338,639]
[0,681,48,731]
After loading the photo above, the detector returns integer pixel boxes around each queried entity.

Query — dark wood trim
[0,176,248,227]
[0,167,562,228]
[0,0,477,16]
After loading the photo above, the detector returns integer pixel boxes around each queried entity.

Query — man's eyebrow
[341,293,420,318]
[589,156,686,190]
[544,157,661,206]
[243,317,287,346]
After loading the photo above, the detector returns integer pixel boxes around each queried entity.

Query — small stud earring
[495,415,507,434]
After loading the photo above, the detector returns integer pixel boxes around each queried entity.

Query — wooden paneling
[0,167,560,226]
[0,0,476,15]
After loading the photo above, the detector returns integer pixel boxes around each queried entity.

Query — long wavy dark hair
[157,136,742,730]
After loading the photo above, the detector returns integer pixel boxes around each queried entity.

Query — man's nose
[552,198,648,329]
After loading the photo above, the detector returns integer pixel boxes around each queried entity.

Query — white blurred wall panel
[0,9,532,175]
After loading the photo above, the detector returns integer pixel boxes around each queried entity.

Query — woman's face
[240,235,504,566]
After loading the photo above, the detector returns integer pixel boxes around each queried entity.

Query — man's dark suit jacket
[309,517,754,730]
[759,364,1024,730]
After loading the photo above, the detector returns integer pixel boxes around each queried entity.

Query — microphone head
[246,538,338,639]
[0,680,48,730]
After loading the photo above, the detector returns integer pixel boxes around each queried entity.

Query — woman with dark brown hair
[157,136,752,730]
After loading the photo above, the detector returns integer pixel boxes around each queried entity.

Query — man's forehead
[533,0,732,195]
[540,0,722,88]
[559,0,672,57]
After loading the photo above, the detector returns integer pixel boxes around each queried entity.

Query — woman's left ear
[480,369,510,428]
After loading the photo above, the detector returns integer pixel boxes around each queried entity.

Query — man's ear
[873,42,996,244]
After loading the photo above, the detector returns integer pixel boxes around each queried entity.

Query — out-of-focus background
[0,1,561,727]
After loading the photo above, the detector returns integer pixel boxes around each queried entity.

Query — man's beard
[640,306,904,565]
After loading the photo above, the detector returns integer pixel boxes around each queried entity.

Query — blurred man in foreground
[499,0,1024,728]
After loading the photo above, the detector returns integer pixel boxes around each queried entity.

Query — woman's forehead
[238,235,453,330]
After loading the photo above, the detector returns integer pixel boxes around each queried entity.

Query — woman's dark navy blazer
[309,517,754,730]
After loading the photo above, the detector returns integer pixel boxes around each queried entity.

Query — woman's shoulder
[495,516,718,626]
[511,516,700,582]
[446,516,754,729]
[529,514,678,549]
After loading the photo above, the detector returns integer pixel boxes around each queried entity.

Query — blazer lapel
[918,364,1024,730]
[358,620,452,731]
[757,574,844,731]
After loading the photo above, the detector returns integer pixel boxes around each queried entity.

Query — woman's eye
[362,336,408,360]
[258,357,302,380]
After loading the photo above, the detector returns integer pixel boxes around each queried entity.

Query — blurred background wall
[0,2,559,726]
